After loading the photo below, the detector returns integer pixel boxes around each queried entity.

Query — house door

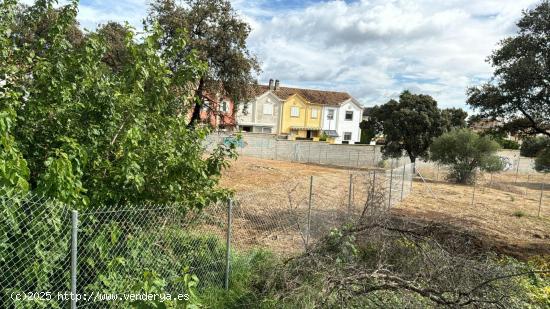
[306,130,312,139]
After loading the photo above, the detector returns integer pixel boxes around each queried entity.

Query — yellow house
[280,94,323,140]
[252,82,354,142]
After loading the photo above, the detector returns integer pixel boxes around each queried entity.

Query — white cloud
[238,0,541,110]
[24,0,539,111]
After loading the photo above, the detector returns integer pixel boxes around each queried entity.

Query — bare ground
[220,156,550,259]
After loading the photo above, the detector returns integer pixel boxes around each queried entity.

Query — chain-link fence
[414,160,549,217]
[1,163,413,308]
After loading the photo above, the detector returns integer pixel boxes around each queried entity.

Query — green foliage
[512,210,526,218]
[130,270,201,309]
[200,250,278,308]
[430,129,503,183]
[1,1,239,307]
[485,130,521,149]
[369,90,446,163]
[534,147,550,173]
[0,194,69,309]
[521,136,550,157]
[1,0,235,208]
[499,139,520,150]
[95,22,132,72]
[148,0,261,126]
[251,226,537,308]
[441,107,468,131]
[467,1,550,139]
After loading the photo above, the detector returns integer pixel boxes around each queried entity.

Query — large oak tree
[467,1,550,138]
[147,0,261,127]
[370,91,446,166]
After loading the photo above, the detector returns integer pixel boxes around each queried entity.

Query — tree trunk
[410,156,416,174]
[187,77,205,129]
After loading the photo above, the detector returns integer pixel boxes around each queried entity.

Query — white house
[322,98,363,144]
[236,89,283,134]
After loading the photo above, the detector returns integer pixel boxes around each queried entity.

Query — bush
[520,136,550,157]
[512,210,526,218]
[534,148,550,173]
[254,221,541,308]
[500,139,520,150]
[430,129,503,183]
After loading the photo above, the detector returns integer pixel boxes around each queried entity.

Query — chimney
[274,79,280,90]
[269,79,274,90]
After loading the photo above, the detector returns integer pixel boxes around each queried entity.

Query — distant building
[236,80,363,144]
[469,119,501,133]
[189,93,237,131]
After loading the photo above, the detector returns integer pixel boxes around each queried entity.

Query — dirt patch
[220,156,550,259]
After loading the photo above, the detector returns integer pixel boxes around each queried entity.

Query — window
[262,127,272,134]
[344,132,352,141]
[221,101,228,113]
[290,106,300,117]
[327,109,335,120]
[311,109,318,119]
[345,111,353,121]
[263,103,273,115]
[202,99,210,111]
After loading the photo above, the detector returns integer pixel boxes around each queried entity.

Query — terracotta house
[190,93,236,131]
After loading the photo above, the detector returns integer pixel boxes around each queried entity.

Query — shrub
[512,210,526,218]
[256,221,538,308]
[500,139,520,150]
[520,136,550,157]
[534,148,550,173]
[430,129,503,183]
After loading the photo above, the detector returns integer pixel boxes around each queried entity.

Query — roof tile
[255,85,351,106]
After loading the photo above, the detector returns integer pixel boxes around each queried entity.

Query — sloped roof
[255,85,352,106]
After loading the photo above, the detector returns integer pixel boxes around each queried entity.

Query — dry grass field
[219,156,550,259]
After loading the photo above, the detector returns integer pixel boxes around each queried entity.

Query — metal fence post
[539,181,545,217]
[71,210,78,309]
[224,199,233,290]
[400,165,406,201]
[388,166,394,208]
[515,156,520,183]
[348,174,353,212]
[410,162,415,193]
[471,171,477,207]
[306,176,313,250]
[525,174,530,198]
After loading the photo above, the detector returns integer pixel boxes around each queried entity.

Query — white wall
[322,106,339,131]
[335,100,362,144]
[254,92,282,134]
[236,92,282,134]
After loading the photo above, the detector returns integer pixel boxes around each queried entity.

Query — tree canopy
[441,108,468,131]
[430,129,503,183]
[367,91,447,164]
[466,1,550,138]
[147,0,261,127]
[0,0,235,208]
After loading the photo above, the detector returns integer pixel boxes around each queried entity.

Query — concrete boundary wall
[206,133,410,169]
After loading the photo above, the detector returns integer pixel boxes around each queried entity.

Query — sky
[27,0,542,109]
